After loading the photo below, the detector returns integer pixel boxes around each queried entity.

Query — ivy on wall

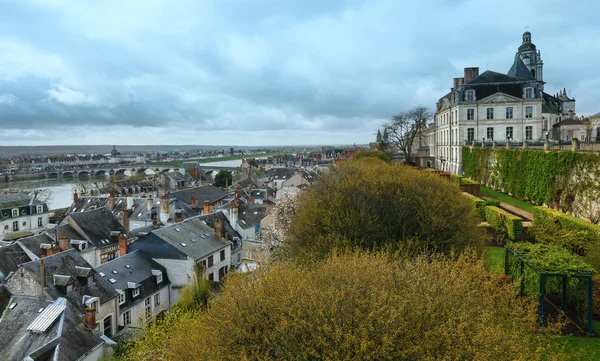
[462,147,600,223]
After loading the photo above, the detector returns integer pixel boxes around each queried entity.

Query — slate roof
[22,249,119,307]
[0,296,103,361]
[268,168,296,180]
[170,185,227,204]
[17,233,56,258]
[130,216,231,261]
[507,54,536,80]
[0,193,45,209]
[553,118,585,127]
[542,92,562,114]
[231,178,257,190]
[238,204,269,229]
[196,211,242,244]
[467,70,525,85]
[0,243,32,279]
[65,208,128,248]
[95,250,169,312]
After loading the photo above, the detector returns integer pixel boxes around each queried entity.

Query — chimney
[152,217,158,228]
[190,196,196,205]
[159,194,170,223]
[203,200,211,215]
[58,235,69,251]
[215,219,223,237]
[147,196,153,212]
[39,259,46,298]
[73,192,79,203]
[108,194,115,209]
[121,209,129,231]
[85,307,96,329]
[249,197,255,204]
[230,203,238,225]
[453,77,464,90]
[119,234,127,257]
[464,67,479,83]
[126,193,134,210]
[46,244,58,257]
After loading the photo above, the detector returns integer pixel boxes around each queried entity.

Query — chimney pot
[203,200,211,215]
[73,192,79,203]
[58,235,69,251]
[84,308,96,329]
[119,234,127,257]
[121,209,130,231]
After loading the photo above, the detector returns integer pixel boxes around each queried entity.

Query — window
[467,109,474,120]
[487,108,494,120]
[467,128,474,142]
[525,106,533,119]
[87,275,94,285]
[36,205,43,213]
[466,91,474,101]
[132,288,140,298]
[12,221,18,232]
[103,315,112,337]
[506,127,513,140]
[526,126,533,140]
[156,272,163,284]
[37,217,43,227]
[208,272,214,281]
[208,255,214,267]
[237,253,241,263]
[67,284,74,293]
[11,209,18,217]
[220,249,225,262]
[123,310,131,325]
[506,107,513,119]
[525,88,533,99]
[145,297,151,319]
[487,127,494,140]
[154,293,160,307]
[118,291,125,305]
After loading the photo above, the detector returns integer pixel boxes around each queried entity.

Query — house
[0,193,49,241]
[0,296,110,361]
[432,31,577,173]
[128,216,231,303]
[110,179,156,197]
[280,170,318,188]
[235,203,269,241]
[265,168,296,191]
[95,250,170,331]
[67,194,198,231]
[4,249,120,338]
[170,185,227,213]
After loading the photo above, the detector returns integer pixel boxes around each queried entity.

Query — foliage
[213,170,232,188]
[177,273,214,310]
[593,276,600,315]
[480,185,535,214]
[485,206,523,241]
[462,147,600,222]
[485,199,501,207]
[485,246,506,274]
[509,243,596,275]
[282,162,484,262]
[116,252,567,361]
[383,105,431,164]
[352,150,390,164]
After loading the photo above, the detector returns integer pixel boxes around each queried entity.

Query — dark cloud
[0,0,598,145]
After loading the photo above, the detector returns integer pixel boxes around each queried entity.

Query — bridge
[42,164,239,179]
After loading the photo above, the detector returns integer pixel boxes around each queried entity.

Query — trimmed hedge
[485,206,523,240]
[464,193,486,221]
[533,206,600,235]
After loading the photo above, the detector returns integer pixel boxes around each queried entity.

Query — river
[0,160,243,210]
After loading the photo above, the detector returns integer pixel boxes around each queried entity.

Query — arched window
[531,69,536,78]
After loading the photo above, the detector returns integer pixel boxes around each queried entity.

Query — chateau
[433,31,576,173]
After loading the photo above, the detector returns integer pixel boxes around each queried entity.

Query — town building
[0,193,49,241]
[432,31,577,173]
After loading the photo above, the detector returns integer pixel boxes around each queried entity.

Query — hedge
[533,206,600,235]
[463,193,486,221]
[485,206,523,240]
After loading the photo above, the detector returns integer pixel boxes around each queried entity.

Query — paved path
[480,195,534,224]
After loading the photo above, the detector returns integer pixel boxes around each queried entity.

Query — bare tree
[383,105,431,164]
[583,117,599,144]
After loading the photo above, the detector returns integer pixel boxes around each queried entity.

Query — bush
[533,207,600,235]
[485,206,523,240]
[485,199,501,207]
[117,252,567,361]
[283,162,484,262]
[593,276,600,315]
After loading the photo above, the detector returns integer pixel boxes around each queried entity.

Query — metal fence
[504,247,593,335]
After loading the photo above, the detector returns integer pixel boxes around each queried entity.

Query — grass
[151,152,288,166]
[485,246,505,274]
[480,186,535,214]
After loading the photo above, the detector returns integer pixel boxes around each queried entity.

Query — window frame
[506,107,513,119]
[525,106,533,119]
[506,127,514,140]
[36,205,43,213]
[525,88,534,99]
[220,249,225,262]
[467,109,474,121]
[12,221,18,232]
[118,291,125,305]
[526,126,533,141]
[132,288,140,298]
[154,293,160,307]
[466,90,474,102]
[123,310,131,325]
[11,209,18,217]
[487,127,494,140]
[37,217,43,227]
[487,108,494,120]
[208,255,214,268]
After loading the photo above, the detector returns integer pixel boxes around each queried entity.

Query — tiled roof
[170,185,227,204]
[507,54,536,80]
[0,243,32,279]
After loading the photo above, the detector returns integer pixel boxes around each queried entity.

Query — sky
[0,0,599,146]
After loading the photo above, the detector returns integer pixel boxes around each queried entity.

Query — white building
[0,193,49,241]
[432,31,576,174]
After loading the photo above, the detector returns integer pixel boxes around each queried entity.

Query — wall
[118,287,170,328]
[152,257,194,304]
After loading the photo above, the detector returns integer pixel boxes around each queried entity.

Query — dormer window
[36,205,43,213]
[118,290,125,305]
[525,88,534,99]
[87,275,94,285]
[132,288,140,298]
[152,270,163,284]
[11,209,18,217]
[466,90,475,102]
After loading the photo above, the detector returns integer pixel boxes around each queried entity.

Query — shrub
[593,276,600,315]
[533,207,600,235]
[485,206,523,240]
[118,252,567,361]
[283,162,484,262]
[485,199,501,207]
[464,193,486,220]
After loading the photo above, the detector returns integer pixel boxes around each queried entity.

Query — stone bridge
[44,164,238,179]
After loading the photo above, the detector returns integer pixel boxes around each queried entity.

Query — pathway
[480,195,534,227]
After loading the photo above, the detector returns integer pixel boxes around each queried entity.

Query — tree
[213,170,232,188]
[115,252,567,361]
[583,116,599,144]
[384,105,431,164]
[351,150,390,164]
[282,161,484,262]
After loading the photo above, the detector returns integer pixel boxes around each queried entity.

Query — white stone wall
[152,257,195,304]
[0,213,50,240]
[118,286,170,328]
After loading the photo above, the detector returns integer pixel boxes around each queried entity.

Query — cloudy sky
[0,0,598,146]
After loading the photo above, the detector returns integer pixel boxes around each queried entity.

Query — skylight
[109,278,117,284]
[125,265,130,269]
[99,272,106,277]
[112,270,118,274]
[181,242,187,247]
[191,239,197,243]
[175,228,181,232]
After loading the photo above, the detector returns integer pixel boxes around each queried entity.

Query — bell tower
[517,31,544,89]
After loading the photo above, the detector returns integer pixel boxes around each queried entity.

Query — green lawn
[485,246,505,274]
[480,186,536,214]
